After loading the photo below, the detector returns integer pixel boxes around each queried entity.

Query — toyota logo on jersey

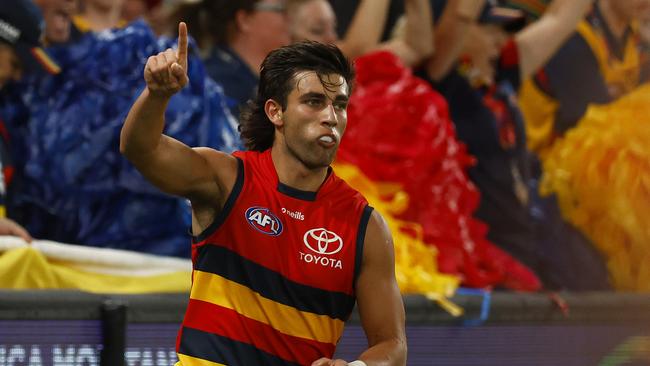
[303,228,343,255]
[245,207,283,236]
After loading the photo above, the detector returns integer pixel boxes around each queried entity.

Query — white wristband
[348,361,367,366]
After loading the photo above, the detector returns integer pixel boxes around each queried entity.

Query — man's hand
[311,358,350,366]
[0,218,32,243]
[144,22,189,98]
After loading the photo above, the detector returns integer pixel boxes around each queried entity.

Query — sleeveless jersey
[176,149,373,366]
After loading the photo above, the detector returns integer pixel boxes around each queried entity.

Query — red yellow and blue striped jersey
[176,149,373,366]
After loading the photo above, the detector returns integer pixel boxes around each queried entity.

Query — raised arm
[379,0,434,67]
[312,210,407,366]
[425,0,486,81]
[337,0,391,59]
[516,0,594,80]
[120,22,237,205]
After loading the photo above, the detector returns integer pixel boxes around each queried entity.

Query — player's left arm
[354,210,407,365]
[344,211,411,366]
[312,210,406,366]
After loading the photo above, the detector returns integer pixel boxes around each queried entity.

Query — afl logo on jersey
[245,206,283,236]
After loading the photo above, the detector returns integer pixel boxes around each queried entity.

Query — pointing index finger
[177,22,188,70]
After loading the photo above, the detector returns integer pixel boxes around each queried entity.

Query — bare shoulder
[355,208,405,358]
[363,209,395,267]
[193,147,238,168]
[190,148,240,201]
[366,210,393,246]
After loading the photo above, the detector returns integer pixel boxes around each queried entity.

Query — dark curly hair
[239,41,355,151]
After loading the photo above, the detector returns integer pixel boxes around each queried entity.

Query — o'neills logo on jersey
[245,206,283,236]
[300,228,343,269]
[281,207,305,221]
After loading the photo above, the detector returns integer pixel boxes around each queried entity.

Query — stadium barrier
[1,290,650,365]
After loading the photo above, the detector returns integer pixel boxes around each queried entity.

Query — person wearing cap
[0,0,61,85]
[0,0,61,242]
[419,0,603,290]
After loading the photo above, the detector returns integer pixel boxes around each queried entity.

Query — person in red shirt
[121,22,406,366]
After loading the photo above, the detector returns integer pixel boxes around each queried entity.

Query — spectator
[0,0,62,242]
[172,0,291,118]
[122,0,171,36]
[421,0,606,290]
[32,0,76,44]
[3,3,239,257]
[73,0,126,34]
[523,0,650,291]
[122,0,159,22]
[519,0,650,156]
[287,0,432,66]
[287,0,390,58]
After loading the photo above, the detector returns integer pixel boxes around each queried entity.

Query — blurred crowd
[1,0,650,293]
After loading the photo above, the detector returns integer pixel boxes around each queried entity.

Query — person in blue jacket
[0,0,62,242]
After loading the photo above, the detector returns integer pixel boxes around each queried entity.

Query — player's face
[280,71,349,169]
[289,0,338,44]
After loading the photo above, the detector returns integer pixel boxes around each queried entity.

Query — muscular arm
[355,210,407,365]
[120,23,237,208]
[516,0,593,80]
[313,210,406,366]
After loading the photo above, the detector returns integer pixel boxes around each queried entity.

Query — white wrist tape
[348,361,367,366]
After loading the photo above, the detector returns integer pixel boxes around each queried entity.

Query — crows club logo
[245,206,283,236]
[300,228,344,269]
